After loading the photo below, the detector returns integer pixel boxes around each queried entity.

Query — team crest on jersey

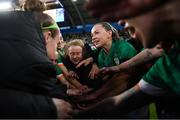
[114,57,120,65]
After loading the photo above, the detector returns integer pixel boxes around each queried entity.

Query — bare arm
[58,64,70,78]
[72,72,130,103]
[76,57,93,68]
[57,74,76,89]
[73,85,155,118]
[74,45,163,103]
[100,44,163,74]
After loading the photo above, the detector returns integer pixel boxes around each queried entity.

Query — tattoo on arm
[145,50,153,60]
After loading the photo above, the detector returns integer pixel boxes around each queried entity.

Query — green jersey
[143,41,180,96]
[98,39,137,68]
[55,55,64,77]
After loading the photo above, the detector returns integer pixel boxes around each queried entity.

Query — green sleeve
[57,55,62,64]
[143,58,167,89]
[55,65,63,76]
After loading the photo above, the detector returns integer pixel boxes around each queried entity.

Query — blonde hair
[64,39,85,57]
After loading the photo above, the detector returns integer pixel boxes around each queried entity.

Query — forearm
[96,73,129,100]
[57,75,76,89]
[59,65,69,77]
[75,86,155,118]
[67,78,84,89]
[118,49,156,72]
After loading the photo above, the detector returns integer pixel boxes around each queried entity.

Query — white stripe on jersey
[138,79,167,96]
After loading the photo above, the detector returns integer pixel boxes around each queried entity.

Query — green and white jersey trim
[138,79,168,96]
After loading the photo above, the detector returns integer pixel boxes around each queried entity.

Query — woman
[73,22,137,103]
[92,22,137,68]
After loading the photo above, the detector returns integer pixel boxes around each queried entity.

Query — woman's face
[57,33,65,50]
[68,45,83,65]
[44,30,61,64]
[91,24,112,48]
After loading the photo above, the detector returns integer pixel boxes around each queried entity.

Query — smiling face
[68,45,83,65]
[91,24,112,48]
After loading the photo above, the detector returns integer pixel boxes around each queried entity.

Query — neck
[103,40,112,54]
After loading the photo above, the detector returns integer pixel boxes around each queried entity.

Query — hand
[85,0,168,21]
[68,71,79,79]
[81,87,94,95]
[99,66,119,74]
[79,85,89,92]
[148,44,163,58]
[67,89,82,96]
[71,94,97,104]
[52,98,73,118]
[88,64,100,79]
[76,57,93,68]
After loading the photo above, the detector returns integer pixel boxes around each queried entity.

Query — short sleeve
[118,41,137,62]
[143,58,168,89]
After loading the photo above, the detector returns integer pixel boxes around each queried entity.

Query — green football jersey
[98,39,137,68]
[143,41,180,96]
[56,55,64,76]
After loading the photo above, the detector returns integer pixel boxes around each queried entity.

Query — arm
[100,44,163,74]
[73,85,155,118]
[88,63,100,79]
[67,77,87,90]
[72,72,130,103]
[58,63,70,78]
[57,74,76,89]
[76,57,93,68]
[73,45,163,103]
[119,44,163,71]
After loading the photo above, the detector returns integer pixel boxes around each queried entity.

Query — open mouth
[93,39,100,46]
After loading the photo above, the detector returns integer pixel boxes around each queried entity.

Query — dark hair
[23,0,46,12]
[96,22,120,40]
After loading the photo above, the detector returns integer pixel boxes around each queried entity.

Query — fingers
[89,66,99,79]
[88,71,95,79]
[81,85,89,91]
[155,44,162,48]
[69,71,79,79]
[76,61,89,68]
[84,61,89,66]
[76,61,84,68]
[67,89,82,96]
[99,67,109,74]
[74,73,79,79]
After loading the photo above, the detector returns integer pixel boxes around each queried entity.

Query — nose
[72,54,77,59]
[92,35,96,42]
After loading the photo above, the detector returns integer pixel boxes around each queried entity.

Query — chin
[95,44,101,48]
[72,61,79,65]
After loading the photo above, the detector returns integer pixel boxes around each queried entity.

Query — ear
[108,30,112,37]
[43,31,52,44]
